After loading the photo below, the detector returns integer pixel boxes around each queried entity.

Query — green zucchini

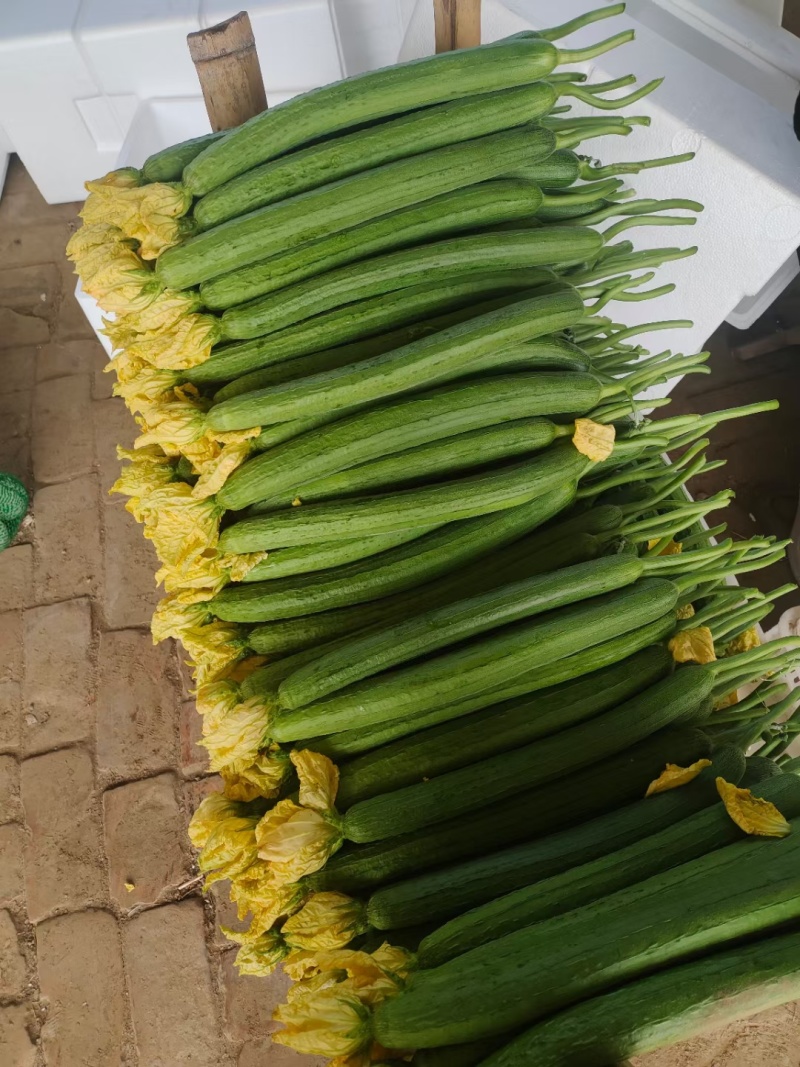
[241,526,440,583]
[373,825,800,1048]
[420,771,800,967]
[309,726,711,894]
[200,182,546,312]
[218,373,580,511]
[335,645,672,806]
[141,131,224,183]
[483,927,800,1067]
[248,526,600,659]
[221,482,576,618]
[217,442,591,558]
[182,35,565,195]
[207,287,588,430]
[195,84,557,229]
[366,744,745,933]
[271,578,679,741]
[526,150,581,188]
[221,229,599,339]
[740,755,783,786]
[211,295,527,400]
[340,665,714,843]
[260,419,569,508]
[163,126,561,288]
[280,554,647,711]
[188,273,551,385]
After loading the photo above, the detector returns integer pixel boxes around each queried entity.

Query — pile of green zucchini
[66,4,800,1064]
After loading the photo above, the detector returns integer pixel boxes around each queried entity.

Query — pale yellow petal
[282,893,368,952]
[273,988,371,1058]
[646,758,712,797]
[676,603,695,620]
[256,800,343,883]
[233,931,288,976]
[126,313,221,370]
[725,626,761,656]
[716,777,791,837]
[648,539,683,556]
[572,418,615,462]
[668,626,716,665]
[187,791,240,849]
[291,749,339,813]
[201,696,274,771]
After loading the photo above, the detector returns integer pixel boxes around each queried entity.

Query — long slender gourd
[418,773,800,967]
[216,442,591,559]
[280,554,649,710]
[195,84,558,229]
[270,578,679,740]
[141,131,224,182]
[481,928,800,1067]
[222,228,601,339]
[366,745,746,933]
[310,726,711,894]
[339,666,713,843]
[200,182,546,311]
[311,615,675,761]
[373,828,800,1049]
[182,34,569,195]
[335,645,673,806]
[189,274,550,385]
[161,126,562,288]
[207,287,587,430]
[219,373,581,510]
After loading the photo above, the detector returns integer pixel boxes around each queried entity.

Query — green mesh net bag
[0,474,28,547]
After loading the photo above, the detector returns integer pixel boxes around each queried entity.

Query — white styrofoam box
[75,0,203,99]
[116,97,212,172]
[330,0,406,76]
[201,0,343,92]
[727,250,800,327]
[0,0,119,203]
[739,0,785,23]
[75,94,140,154]
[75,277,113,356]
[0,121,12,198]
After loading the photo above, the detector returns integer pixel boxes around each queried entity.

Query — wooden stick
[434,0,481,53]
[187,11,267,132]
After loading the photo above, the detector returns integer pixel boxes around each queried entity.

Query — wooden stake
[187,11,267,132]
[434,0,481,53]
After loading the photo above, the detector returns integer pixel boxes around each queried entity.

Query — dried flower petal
[716,777,791,837]
[646,758,712,797]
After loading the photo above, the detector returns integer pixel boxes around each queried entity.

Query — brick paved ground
[0,158,318,1067]
[0,156,798,1066]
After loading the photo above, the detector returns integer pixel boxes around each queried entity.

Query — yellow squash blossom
[572,418,616,461]
[274,986,372,1058]
[668,626,716,665]
[281,893,368,952]
[716,777,791,837]
[187,792,242,850]
[126,313,221,370]
[256,799,343,885]
[646,758,712,796]
[726,626,761,656]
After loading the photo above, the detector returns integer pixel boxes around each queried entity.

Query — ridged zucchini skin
[309,727,711,894]
[219,372,577,511]
[481,927,800,1067]
[367,745,746,934]
[271,578,679,741]
[200,182,546,312]
[141,131,224,182]
[161,127,560,289]
[182,35,562,195]
[335,645,673,806]
[195,84,557,229]
[280,555,645,712]
[207,288,588,431]
[221,228,600,340]
[418,770,800,967]
[373,824,800,1049]
[189,274,548,385]
[215,443,591,559]
[341,664,713,843]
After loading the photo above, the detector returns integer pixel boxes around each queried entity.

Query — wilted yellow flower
[646,758,712,796]
[572,418,615,461]
[282,893,368,952]
[233,930,288,975]
[81,172,192,259]
[135,482,222,567]
[648,539,683,556]
[725,627,761,656]
[126,313,222,370]
[274,986,372,1058]
[221,748,292,801]
[292,749,339,813]
[229,864,307,932]
[668,626,716,665]
[113,365,182,414]
[134,386,209,455]
[180,620,249,687]
[110,445,175,518]
[285,945,409,1005]
[713,689,739,710]
[198,813,260,884]
[717,777,791,837]
[135,182,194,259]
[116,287,201,335]
[150,595,211,643]
[676,603,695,620]
[201,696,274,771]
[196,679,241,734]
[190,430,262,500]
[256,799,343,884]
[187,791,241,849]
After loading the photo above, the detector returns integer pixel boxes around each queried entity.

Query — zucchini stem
[679,523,728,550]
[558,28,635,62]
[563,77,663,111]
[539,3,626,42]
[579,151,696,180]
[570,247,696,286]
[585,319,692,356]
[602,213,699,241]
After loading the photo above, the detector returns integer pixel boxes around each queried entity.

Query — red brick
[22,599,93,754]
[33,476,101,602]
[0,611,22,683]
[0,544,34,611]
[0,1003,36,1067]
[37,910,127,1065]
[37,338,106,383]
[101,502,160,630]
[0,683,21,754]
[0,346,36,394]
[0,909,26,999]
[0,259,59,325]
[220,949,287,1046]
[0,755,21,825]
[0,823,25,902]
[21,747,105,920]
[32,374,94,484]
[0,307,48,349]
[180,700,209,778]
[96,629,179,781]
[123,899,229,1066]
[103,774,190,908]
